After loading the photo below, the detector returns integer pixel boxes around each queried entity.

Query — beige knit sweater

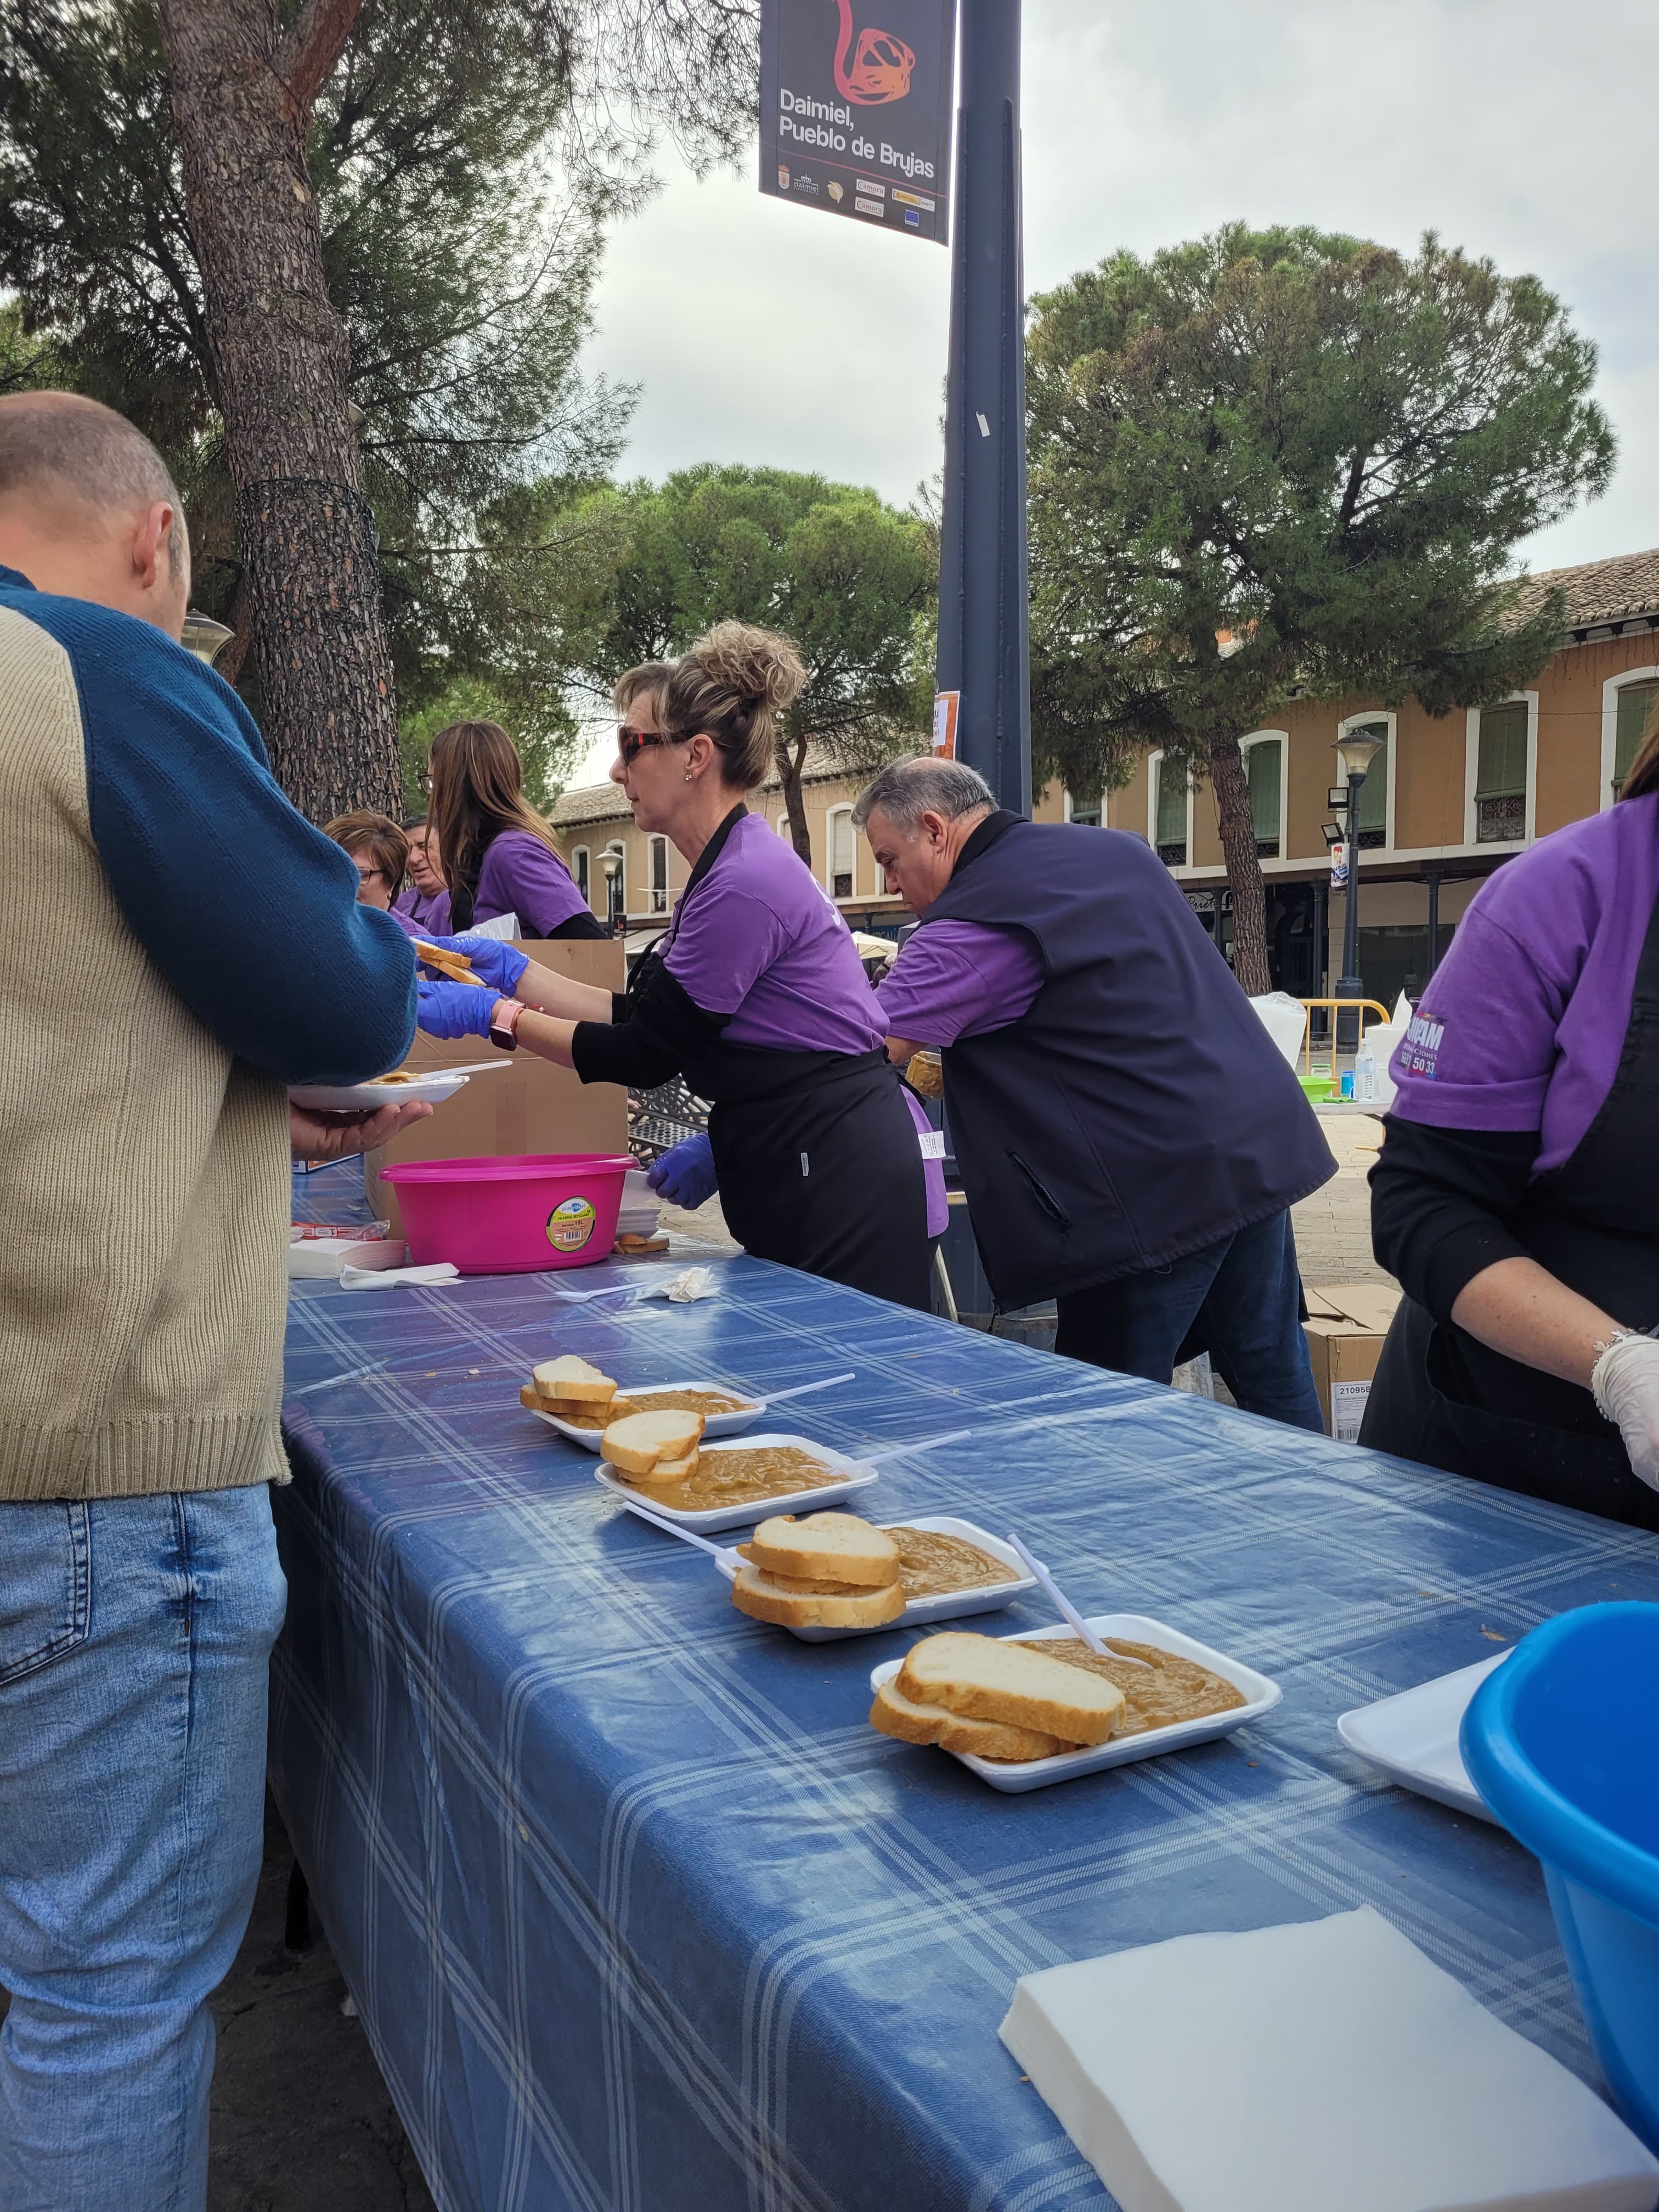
[0,607,291,1499]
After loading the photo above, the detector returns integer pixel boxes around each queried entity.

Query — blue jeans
[1054,1209,1327,1432]
[0,1485,286,2211]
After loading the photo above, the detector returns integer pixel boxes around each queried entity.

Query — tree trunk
[778,731,812,865]
[1208,731,1272,997]
[156,0,400,823]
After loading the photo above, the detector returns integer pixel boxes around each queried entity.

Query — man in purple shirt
[857,757,1335,1425]
[1365,782,1659,1523]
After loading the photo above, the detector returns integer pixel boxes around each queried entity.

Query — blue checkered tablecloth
[273,1254,1659,2212]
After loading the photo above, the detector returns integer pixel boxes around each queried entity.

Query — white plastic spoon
[855,1426,974,1468]
[1005,1533,1153,1666]
[753,1370,856,1408]
[622,1497,743,1572]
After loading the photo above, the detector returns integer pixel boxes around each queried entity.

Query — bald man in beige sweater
[0,393,426,2211]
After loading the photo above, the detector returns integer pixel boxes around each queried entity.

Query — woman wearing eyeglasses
[416,622,934,1310]
[424,718,607,940]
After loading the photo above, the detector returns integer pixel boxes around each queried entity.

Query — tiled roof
[1507,548,1659,633]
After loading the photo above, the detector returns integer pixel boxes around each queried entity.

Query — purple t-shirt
[1390,793,1659,1173]
[394,884,446,930]
[663,811,885,1053]
[472,830,588,936]
[874,918,1045,1043]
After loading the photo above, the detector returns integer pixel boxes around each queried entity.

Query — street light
[600,848,623,938]
[1332,727,1385,1048]
[180,611,235,667]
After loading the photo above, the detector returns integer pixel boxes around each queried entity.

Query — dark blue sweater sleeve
[28,593,416,1084]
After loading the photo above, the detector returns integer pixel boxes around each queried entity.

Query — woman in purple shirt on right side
[426,719,607,941]
[1363,708,1659,1527]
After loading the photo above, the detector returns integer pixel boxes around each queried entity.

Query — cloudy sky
[571,0,1654,778]
[584,0,1654,561]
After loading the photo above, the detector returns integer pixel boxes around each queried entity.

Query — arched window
[1605,672,1659,805]
[1148,751,1190,867]
[572,845,590,906]
[1465,697,1535,844]
[647,834,669,915]
[827,806,855,899]
[1240,733,1285,859]
[1065,789,1102,827]
[1339,714,1393,848]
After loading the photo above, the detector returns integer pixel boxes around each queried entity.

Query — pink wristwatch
[488,997,527,1052]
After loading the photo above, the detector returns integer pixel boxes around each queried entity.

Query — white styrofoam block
[998,1909,1659,2212]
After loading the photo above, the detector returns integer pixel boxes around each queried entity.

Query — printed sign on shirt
[1400,1012,1445,1080]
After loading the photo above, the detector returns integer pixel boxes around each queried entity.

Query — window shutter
[1615,683,1658,793]
[1476,703,1528,797]
[1246,740,1282,848]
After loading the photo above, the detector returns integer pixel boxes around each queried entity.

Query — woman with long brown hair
[1362,697,1659,1523]
[416,623,934,1309]
[425,719,606,939]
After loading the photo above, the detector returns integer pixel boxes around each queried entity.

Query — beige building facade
[551,548,1659,999]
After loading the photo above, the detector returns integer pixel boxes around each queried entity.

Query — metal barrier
[1296,997,1392,1076]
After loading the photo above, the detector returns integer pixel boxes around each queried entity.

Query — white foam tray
[1336,1653,1508,1823]
[594,1432,877,1532]
[870,1613,1280,1793]
[534,1378,762,1450]
[714,1514,1037,1641]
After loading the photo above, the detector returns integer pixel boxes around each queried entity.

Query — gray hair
[0,391,187,574]
[853,755,995,834]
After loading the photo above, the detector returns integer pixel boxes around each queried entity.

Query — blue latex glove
[417,933,528,996]
[646,1132,718,1209]
[417,977,499,1041]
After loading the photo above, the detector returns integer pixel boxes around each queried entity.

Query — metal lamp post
[1333,727,1385,1049]
[180,611,236,667]
[601,849,623,938]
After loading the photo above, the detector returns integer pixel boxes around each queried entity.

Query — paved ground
[199,1114,1390,2204]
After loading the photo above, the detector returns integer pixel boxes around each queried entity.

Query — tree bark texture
[156,0,400,823]
[778,731,813,866]
[1208,732,1272,998]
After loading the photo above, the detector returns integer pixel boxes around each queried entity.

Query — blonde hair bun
[685,622,806,718]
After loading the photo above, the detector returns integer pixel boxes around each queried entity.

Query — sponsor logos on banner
[1400,1012,1446,1080]
[759,0,957,244]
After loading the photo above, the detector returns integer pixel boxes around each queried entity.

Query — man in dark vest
[856,757,1335,1429]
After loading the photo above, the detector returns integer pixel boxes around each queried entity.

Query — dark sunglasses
[617,724,691,764]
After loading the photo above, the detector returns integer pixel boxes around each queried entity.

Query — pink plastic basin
[381,1153,634,1275]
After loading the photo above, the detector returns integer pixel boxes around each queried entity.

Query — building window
[1067,791,1102,827]
[646,835,669,915]
[601,841,625,923]
[1346,719,1390,848]
[776,816,791,837]
[1243,736,1283,858]
[1614,680,1658,798]
[572,845,590,905]
[827,806,855,899]
[1150,752,1189,867]
[1474,702,1528,842]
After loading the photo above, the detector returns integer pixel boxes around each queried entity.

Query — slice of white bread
[602,1408,705,1475]
[898,1632,1126,1747]
[628,1448,699,1486]
[870,1677,1072,1762]
[731,1564,905,1629]
[733,1544,871,1596]
[747,1512,899,1589]
[532,1356,616,1405]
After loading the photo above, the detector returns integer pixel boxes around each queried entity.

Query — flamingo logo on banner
[759,0,956,245]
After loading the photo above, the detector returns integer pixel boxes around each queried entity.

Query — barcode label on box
[1332,1379,1372,1444]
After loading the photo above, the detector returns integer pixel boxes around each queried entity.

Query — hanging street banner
[759,0,957,245]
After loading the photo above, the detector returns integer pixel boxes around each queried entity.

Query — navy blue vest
[925,816,1335,1308]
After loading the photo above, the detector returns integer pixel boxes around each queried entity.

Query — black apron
[634,807,932,1313]
[1361,881,1659,1528]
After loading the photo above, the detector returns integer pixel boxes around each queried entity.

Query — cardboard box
[1303,1282,1402,1443]
[366,939,629,1238]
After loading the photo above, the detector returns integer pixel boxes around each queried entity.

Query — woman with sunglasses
[424,718,607,940]
[416,622,934,1310]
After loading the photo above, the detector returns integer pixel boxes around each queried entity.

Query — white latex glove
[1591,1334,1659,1491]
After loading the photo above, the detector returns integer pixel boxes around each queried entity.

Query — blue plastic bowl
[1462,1602,1659,2152]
